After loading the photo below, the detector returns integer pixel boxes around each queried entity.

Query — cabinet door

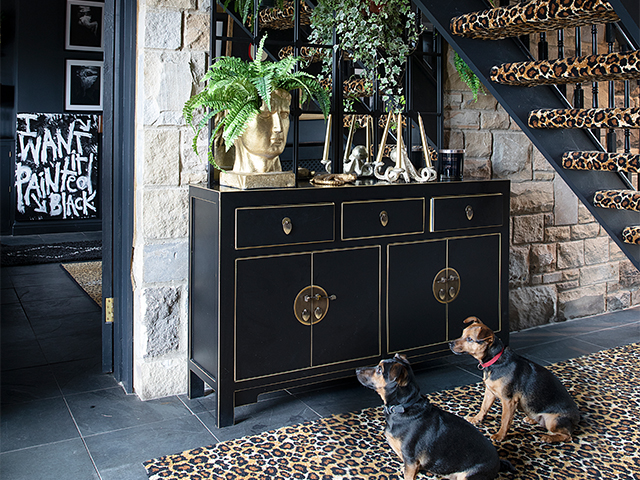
[387,240,447,353]
[235,254,311,380]
[312,247,381,366]
[447,234,501,337]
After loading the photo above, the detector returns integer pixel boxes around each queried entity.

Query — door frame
[102,0,136,392]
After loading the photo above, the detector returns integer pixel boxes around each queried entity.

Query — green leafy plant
[454,51,485,102]
[308,0,422,111]
[183,36,330,168]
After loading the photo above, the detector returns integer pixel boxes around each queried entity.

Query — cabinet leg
[188,369,205,399]
[216,391,235,428]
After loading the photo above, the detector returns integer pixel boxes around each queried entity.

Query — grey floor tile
[27,310,102,339]
[66,387,191,436]
[516,337,604,365]
[0,396,80,452]
[14,281,89,302]
[0,337,48,371]
[21,295,100,319]
[1,304,36,343]
[55,358,119,396]
[578,322,640,349]
[84,415,216,480]
[293,379,382,417]
[0,438,99,480]
[38,329,101,364]
[1,287,20,304]
[198,394,321,442]
[1,364,62,405]
[414,364,482,394]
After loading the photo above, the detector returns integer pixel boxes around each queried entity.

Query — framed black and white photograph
[66,0,104,52]
[66,60,103,111]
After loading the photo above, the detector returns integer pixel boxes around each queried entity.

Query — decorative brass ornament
[293,285,336,325]
[465,205,474,221]
[380,211,389,227]
[282,217,293,235]
[432,268,461,304]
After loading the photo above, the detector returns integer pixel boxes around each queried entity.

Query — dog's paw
[490,432,506,442]
[523,416,537,425]
[466,415,482,425]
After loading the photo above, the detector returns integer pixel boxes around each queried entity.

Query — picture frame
[65,59,104,111]
[66,0,104,52]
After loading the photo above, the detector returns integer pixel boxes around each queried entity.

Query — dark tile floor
[1,257,639,479]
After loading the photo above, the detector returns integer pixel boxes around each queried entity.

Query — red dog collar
[478,347,504,370]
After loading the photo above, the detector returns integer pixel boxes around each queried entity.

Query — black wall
[1,0,103,235]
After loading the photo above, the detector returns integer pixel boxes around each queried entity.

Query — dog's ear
[389,361,409,387]
[476,324,495,343]
[393,353,409,364]
[464,316,483,326]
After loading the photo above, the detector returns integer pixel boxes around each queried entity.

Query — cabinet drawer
[236,203,335,249]
[342,198,425,240]
[430,193,503,232]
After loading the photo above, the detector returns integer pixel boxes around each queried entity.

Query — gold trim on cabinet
[430,193,503,233]
[235,202,336,250]
[233,245,383,383]
[386,233,502,354]
[341,197,425,241]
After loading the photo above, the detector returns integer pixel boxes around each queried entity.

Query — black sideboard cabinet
[188,180,510,427]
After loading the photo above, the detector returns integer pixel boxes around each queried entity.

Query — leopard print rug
[144,343,640,479]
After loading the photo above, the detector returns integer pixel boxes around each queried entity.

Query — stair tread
[594,190,640,212]
[622,226,640,245]
[491,51,640,86]
[562,151,640,173]
[529,107,640,129]
[258,0,312,29]
[450,0,619,40]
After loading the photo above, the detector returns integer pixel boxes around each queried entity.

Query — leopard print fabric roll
[562,152,640,173]
[529,108,640,129]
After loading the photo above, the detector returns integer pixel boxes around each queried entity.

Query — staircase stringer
[414,0,640,271]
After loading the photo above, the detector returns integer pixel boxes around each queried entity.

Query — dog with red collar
[356,353,515,480]
[449,316,580,443]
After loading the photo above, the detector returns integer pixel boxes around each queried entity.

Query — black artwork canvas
[66,0,104,51]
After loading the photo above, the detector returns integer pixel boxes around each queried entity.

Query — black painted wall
[1,0,103,235]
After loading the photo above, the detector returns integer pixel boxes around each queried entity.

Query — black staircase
[414,0,640,271]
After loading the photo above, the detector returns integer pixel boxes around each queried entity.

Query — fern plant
[454,52,485,102]
[183,36,330,168]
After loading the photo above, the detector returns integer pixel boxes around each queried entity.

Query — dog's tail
[499,458,516,474]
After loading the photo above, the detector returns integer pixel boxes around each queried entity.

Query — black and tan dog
[356,354,514,480]
[449,317,580,443]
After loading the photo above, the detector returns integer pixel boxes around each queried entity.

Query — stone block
[531,274,543,285]
[609,239,627,261]
[620,259,640,288]
[562,269,580,281]
[558,284,605,321]
[135,356,187,400]
[632,289,640,306]
[580,263,618,286]
[463,131,492,158]
[492,131,532,181]
[144,51,193,126]
[463,92,498,110]
[444,109,480,130]
[444,130,464,150]
[143,286,182,357]
[145,10,182,50]
[557,280,579,291]
[532,147,553,172]
[185,12,210,51]
[509,285,557,330]
[543,272,562,283]
[510,181,554,215]
[512,214,545,244]
[444,93,463,107]
[143,240,189,283]
[530,243,556,274]
[534,172,554,181]
[607,290,631,311]
[545,226,570,242]
[147,0,195,8]
[144,129,181,185]
[571,223,599,240]
[557,241,584,269]
[480,111,510,130]
[509,245,530,287]
[584,237,609,265]
[143,188,189,239]
[554,175,578,226]
[462,158,491,180]
[578,203,595,224]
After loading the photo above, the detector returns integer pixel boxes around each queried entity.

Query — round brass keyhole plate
[294,285,330,325]
[432,267,461,304]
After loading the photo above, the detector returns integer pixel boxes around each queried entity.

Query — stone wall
[134,0,210,400]
[131,7,639,399]
[442,43,640,332]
